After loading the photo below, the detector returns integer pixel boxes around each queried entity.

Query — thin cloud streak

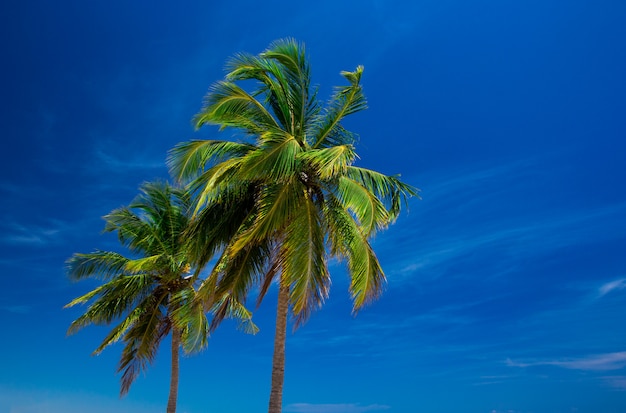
[392,201,626,279]
[1,305,31,314]
[0,221,67,247]
[506,351,626,371]
[94,148,165,173]
[598,278,626,298]
[378,155,626,281]
[601,376,626,391]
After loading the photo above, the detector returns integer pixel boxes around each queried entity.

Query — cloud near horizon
[0,387,159,413]
[284,403,391,413]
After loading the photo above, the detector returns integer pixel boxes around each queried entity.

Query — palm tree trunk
[268,282,289,413]
[167,327,181,413]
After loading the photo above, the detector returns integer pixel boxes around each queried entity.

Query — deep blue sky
[1,1,625,412]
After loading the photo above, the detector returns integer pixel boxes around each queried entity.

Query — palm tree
[168,38,417,413]
[65,181,256,413]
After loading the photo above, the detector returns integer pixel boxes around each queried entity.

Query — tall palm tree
[65,181,256,413]
[168,38,417,413]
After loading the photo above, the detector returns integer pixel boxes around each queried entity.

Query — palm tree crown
[168,39,417,413]
[170,38,416,320]
[65,181,255,411]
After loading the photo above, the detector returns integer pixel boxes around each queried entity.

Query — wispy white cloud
[0,181,21,194]
[285,403,391,413]
[379,154,626,280]
[0,220,68,247]
[598,278,626,298]
[391,200,626,279]
[601,376,626,391]
[506,351,626,371]
[0,387,160,413]
[94,147,165,173]
[1,305,31,314]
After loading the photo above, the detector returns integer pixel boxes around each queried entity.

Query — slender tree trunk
[167,327,181,413]
[268,282,289,413]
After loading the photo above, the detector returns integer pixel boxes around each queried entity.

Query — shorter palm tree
[65,181,256,413]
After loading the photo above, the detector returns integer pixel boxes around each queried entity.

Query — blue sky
[1,1,625,412]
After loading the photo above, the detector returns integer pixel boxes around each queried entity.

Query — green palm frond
[64,283,111,308]
[323,196,354,258]
[103,207,153,253]
[225,54,294,133]
[118,291,169,395]
[337,176,391,235]
[346,230,385,311]
[299,144,357,180]
[66,274,154,335]
[260,38,309,86]
[170,288,210,353]
[184,184,256,270]
[206,241,270,309]
[255,246,282,307]
[311,66,367,149]
[237,134,302,181]
[322,196,385,310]
[229,180,302,253]
[123,255,162,274]
[211,295,259,335]
[66,251,129,281]
[260,38,311,138]
[225,52,271,81]
[167,139,254,184]
[92,305,144,355]
[346,166,419,219]
[195,81,281,133]
[281,193,329,325]
[188,156,249,214]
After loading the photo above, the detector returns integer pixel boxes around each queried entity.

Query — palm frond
[337,176,391,235]
[346,166,419,219]
[237,134,302,181]
[170,288,210,353]
[299,144,356,180]
[260,38,311,139]
[229,180,302,253]
[311,66,367,149]
[207,241,270,310]
[346,230,386,311]
[322,196,385,310]
[118,291,169,395]
[324,198,385,310]
[261,38,308,87]
[123,255,162,274]
[167,139,255,183]
[225,53,294,133]
[255,246,281,307]
[281,193,329,326]
[66,274,154,335]
[185,182,257,270]
[194,81,281,134]
[188,156,248,215]
[103,207,152,253]
[66,251,129,281]
[211,295,259,335]
[92,305,144,355]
